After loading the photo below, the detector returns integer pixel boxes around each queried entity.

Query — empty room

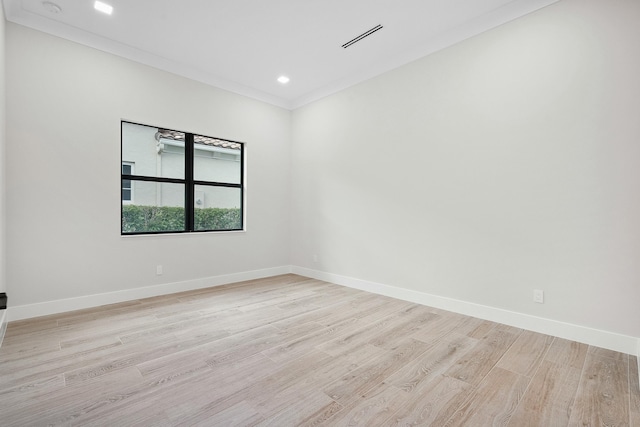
[0,0,639,425]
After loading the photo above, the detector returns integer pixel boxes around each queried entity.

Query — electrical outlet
[313,254,318,263]
[533,289,544,304]
[156,265,163,275]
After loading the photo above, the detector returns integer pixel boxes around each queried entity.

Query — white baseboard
[0,310,7,348]
[292,266,639,356]
[6,264,638,359]
[7,266,292,322]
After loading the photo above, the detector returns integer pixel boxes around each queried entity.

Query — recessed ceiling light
[94,1,113,15]
[42,1,62,14]
[277,76,290,84]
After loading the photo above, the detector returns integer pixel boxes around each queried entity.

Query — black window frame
[121,121,245,235]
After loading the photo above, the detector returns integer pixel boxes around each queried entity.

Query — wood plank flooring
[0,274,638,426]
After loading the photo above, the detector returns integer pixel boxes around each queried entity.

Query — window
[121,121,244,234]
[121,162,134,203]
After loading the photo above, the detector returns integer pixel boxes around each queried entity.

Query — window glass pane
[122,164,132,175]
[122,179,132,201]
[121,181,185,233]
[193,185,242,231]
[193,136,241,184]
[122,122,184,179]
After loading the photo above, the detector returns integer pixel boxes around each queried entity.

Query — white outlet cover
[533,289,544,303]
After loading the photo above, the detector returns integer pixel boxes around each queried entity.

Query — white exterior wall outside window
[121,122,241,210]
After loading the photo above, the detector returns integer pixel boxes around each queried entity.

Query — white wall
[5,23,292,308]
[0,0,7,345]
[291,0,640,340]
[0,0,7,298]
[3,0,639,355]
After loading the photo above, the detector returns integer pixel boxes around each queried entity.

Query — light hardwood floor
[0,274,638,426]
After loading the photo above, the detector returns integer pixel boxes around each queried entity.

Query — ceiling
[3,0,559,109]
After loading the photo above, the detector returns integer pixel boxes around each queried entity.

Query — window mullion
[240,142,244,230]
[185,133,195,231]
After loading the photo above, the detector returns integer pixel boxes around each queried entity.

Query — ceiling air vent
[342,24,383,49]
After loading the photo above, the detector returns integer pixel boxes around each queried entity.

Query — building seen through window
[121,121,244,234]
